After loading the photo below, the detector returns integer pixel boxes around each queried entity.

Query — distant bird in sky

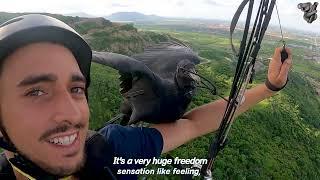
[92,41,201,125]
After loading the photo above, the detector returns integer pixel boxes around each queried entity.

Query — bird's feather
[132,41,200,79]
[92,51,162,95]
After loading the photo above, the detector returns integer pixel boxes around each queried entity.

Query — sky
[1,0,320,33]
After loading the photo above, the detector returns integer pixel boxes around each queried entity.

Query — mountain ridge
[105,11,163,22]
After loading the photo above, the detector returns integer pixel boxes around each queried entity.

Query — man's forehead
[3,42,80,71]
[0,42,84,85]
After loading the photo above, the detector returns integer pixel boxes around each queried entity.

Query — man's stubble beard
[16,146,87,177]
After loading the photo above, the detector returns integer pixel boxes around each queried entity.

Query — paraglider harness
[161,0,288,179]
[197,0,288,179]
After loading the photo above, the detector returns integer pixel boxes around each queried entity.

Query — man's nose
[51,88,82,124]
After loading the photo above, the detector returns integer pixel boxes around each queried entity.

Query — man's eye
[71,87,85,94]
[26,89,46,97]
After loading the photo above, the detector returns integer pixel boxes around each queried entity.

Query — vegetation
[0,12,319,179]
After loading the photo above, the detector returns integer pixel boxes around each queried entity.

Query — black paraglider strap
[200,0,276,178]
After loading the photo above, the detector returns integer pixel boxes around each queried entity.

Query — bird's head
[175,59,200,89]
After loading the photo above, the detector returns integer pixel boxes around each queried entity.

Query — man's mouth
[47,132,78,146]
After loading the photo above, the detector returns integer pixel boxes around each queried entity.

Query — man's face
[0,42,90,176]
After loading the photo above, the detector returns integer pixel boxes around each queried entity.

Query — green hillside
[0,12,319,179]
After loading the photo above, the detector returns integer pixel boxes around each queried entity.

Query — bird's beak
[189,69,201,82]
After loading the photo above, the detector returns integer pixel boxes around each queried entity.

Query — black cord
[201,0,277,178]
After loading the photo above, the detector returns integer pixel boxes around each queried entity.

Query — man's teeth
[48,133,77,146]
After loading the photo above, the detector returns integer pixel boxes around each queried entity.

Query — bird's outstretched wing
[92,51,156,79]
[92,51,164,124]
[92,51,162,96]
[132,41,201,79]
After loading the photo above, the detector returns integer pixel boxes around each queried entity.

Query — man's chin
[42,153,86,177]
[15,149,87,177]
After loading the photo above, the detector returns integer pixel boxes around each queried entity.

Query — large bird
[92,41,201,125]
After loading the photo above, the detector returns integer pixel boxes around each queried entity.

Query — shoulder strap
[77,130,117,180]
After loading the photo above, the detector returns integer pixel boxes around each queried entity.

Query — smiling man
[1,42,89,178]
[0,14,292,180]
